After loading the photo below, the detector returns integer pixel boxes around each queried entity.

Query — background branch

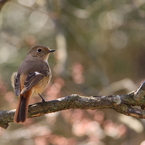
[0,0,11,11]
[1,81,145,129]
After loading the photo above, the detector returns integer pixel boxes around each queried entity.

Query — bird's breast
[33,75,51,94]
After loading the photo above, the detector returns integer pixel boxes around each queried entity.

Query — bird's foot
[38,93,46,103]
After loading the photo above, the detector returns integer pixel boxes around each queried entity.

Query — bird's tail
[14,94,30,123]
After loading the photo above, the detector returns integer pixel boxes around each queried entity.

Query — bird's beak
[49,49,55,53]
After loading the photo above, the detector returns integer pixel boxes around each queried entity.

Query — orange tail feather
[14,94,30,123]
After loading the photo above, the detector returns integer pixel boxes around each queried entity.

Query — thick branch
[1,81,145,129]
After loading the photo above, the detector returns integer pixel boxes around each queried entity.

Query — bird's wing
[20,71,45,95]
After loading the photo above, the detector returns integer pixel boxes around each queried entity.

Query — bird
[12,45,55,123]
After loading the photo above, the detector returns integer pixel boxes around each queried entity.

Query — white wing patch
[35,71,41,75]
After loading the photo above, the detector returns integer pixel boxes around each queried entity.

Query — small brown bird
[12,45,55,123]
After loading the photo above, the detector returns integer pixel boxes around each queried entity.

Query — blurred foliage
[0,0,145,145]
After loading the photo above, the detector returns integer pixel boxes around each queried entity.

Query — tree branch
[1,81,145,129]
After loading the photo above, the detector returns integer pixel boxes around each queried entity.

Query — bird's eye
[37,48,42,52]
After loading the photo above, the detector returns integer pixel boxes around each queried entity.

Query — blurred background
[0,0,145,145]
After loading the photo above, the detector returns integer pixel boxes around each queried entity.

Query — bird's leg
[38,93,46,102]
